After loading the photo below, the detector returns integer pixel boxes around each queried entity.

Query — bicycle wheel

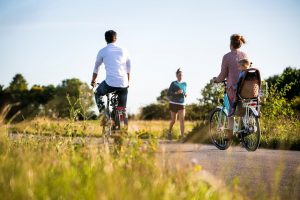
[241,111,260,151]
[112,110,128,131]
[101,115,111,144]
[209,108,232,150]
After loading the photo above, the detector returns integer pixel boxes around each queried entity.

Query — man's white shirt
[93,43,131,87]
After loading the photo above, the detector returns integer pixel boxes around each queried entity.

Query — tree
[156,88,169,104]
[8,74,28,92]
[139,88,170,120]
[266,67,300,100]
[264,67,300,115]
[185,103,205,120]
[45,78,94,119]
[199,80,224,108]
[29,84,56,104]
[1,74,30,121]
[140,103,169,120]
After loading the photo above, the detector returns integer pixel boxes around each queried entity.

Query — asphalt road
[157,143,300,199]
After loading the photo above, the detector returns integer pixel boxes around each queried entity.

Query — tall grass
[9,118,196,139]
[260,116,300,150]
[0,125,244,200]
[9,117,300,150]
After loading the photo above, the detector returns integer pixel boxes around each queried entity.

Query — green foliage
[291,96,300,112]
[156,88,169,104]
[7,73,28,92]
[261,67,300,119]
[0,74,95,121]
[140,103,169,120]
[265,67,300,100]
[260,116,300,150]
[199,80,224,108]
[29,84,56,104]
[185,103,206,121]
[45,78,94,119]
[1,74,30,120]
[261,85,295,119]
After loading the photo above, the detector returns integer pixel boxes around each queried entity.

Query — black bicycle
[100,90,128,144]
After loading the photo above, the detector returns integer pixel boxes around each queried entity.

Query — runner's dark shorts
[169,103,185,113]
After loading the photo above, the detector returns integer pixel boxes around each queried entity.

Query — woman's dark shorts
[169,103,185,113]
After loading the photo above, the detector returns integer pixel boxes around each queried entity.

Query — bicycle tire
[241,111,260,151]
[209,108,232,150]
[101,115,111,144]
[112,110,128,131]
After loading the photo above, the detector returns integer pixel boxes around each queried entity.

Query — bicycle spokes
[209,108,231,150]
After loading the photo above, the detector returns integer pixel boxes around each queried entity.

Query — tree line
[0,74,95,122]
[0,67,299,122]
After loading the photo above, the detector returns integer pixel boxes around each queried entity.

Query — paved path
[158,143,300,199]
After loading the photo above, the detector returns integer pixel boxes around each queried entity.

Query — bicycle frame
[216,81,230,130]
[210,79,261,151]
[216,88,259,133]
[105,92,127,131]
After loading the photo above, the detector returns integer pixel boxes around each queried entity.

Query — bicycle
[209,80,261,151]
[94,85,128,145]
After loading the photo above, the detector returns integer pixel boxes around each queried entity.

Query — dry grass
[0,123,245,200]
[10,118,197,139]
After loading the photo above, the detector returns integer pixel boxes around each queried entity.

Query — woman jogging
[167,68,187,142]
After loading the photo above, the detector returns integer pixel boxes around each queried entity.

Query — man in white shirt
[91,30,131,112]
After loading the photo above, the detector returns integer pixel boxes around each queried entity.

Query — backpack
[238,68,261,99]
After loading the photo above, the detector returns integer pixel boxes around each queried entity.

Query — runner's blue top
[167,81,187,105]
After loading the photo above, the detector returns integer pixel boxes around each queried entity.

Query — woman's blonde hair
[238,59,251,70]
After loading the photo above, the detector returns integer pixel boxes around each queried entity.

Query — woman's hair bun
[230,34,246,49]
[239,35,246,44]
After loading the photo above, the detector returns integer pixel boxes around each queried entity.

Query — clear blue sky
[1,0,300,113]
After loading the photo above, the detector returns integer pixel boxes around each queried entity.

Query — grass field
[9,117,300,150]
[0,125,246,200]
[9,118,197,140]
[2,117,300,199]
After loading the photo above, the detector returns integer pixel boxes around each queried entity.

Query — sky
[0,0,300,114]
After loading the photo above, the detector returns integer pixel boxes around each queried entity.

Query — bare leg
[178,109,185,139]
[227,116,234,139]
[228,117,234,130]
[168,112,177,140]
